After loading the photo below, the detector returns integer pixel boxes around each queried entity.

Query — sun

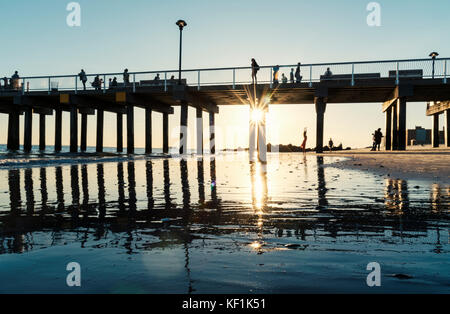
[250,109,264,123]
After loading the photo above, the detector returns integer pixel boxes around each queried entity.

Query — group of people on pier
[0,71,21,90]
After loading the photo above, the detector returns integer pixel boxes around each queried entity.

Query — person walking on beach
[328,138,334,152]
[295,63,302,83]
[373,128,383,151]
[300,128,308,154]
[123,68,130,85]
[251,58,260,85]
[78,69,87,90]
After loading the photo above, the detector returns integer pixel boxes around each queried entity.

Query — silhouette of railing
[4,57,449,95]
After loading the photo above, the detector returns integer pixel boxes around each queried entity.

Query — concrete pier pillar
[127,105,134,154]
[7,111,20,151]
[385,107,392,150]
[209,112,215,155]
[24,108,33,152]
[257,111,267,163]
[179,102,188,155]
[249,112,257,162]
[445,109,450,147]
[39,114,46,151]
[70,106,78,153]
[163,112,169,154]
[145,108,152,154]
[196,107,203,155]
[315,98,327,153]
[391,104,398,150]
[432,113,440,148]
[54,108,62,152]
[117,113,123,153]
[397,98,407,151]
[96,109,104,153]
[80,113,87,152]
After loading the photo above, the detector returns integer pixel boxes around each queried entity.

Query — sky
[1,0,449,150]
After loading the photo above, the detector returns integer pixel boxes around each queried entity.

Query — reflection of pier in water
[0,158,449,255]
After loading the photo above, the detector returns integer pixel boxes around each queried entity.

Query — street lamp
[176,19,187,85]
[429,51,439,79]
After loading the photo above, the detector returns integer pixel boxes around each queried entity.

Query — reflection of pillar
[316,156,328,208]
[117,162,126,213]
[385,106,392,150]
[397,98,407,151]
[180,159,190,209]
[127,162,137,213]
[40,168,48,209]
[250,162,268,211]
[55,167,64,211]
[197,158,205,204]
[81,165,89,207]
[196,108,203,155]
[210,157,217,203]
[315,98,327,153]
[96,109,104,153]
[257,111,267,163]
[70,106,78,153]
[24,108,33,152]
[71,165,80,208]
[97,163,106,218]
[127,105,134,154]
[80,113,87,152]
[163,160,171,208]
[146,161,154,210]
[8,170,21,213]
[446,109,450,147]
[391,104,398,150]
[145,108,152,154]
[117,113,123,153]
[179,102,188,155]
[54,108,62,152]
[24,169,34,214]
[163,113,169,154]
[39,113,46,151]
[209,112,215,155]
[432,113,440,148]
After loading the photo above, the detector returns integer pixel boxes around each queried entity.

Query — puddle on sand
[0,153,448,293]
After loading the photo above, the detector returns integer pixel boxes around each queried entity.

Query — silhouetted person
[295,63,302,83]
[281,73,288,84]
[273,65,280,84]
[290,68,294,83]
[324,67,333,79]
[123,68,130,85]
[154,73,160,81]
[3,77,8,89]
[92,75,101,91]
[78,69,87,90]
[372,128,383,151]
[108,78,112,89]
[300,128,308,154]
[111,77,118,87]
[328,138,334,152]
[251,58,260,85]
[11,71,20,90]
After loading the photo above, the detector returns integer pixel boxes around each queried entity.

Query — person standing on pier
[78,69,87,90]
[123,68,130,85]
[251,58,260,85]
[300,128,308,154]
[290,68,295,83]
[273,65,280,84]
[295,63,302,83]
[328,138,334,152]
[11,71,20,90]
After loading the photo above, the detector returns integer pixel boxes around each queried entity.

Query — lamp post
[430,51,439,79]
[176,20,187,85]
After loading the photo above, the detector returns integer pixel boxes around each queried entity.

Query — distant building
[407,126,444,146]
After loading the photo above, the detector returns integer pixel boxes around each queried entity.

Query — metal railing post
[351,64,355,86]
[444,60,447,84]
[309,65,312,87]
[103,74,106,93]
[164,72,167,91]
[22,78,25,95]
[232,68,236,89]
[198,70,201,90]
[48,77,51,94]
[395,62,399,85]
[75,76,78,94]
[133,74,136,93]
[270,67,273,88]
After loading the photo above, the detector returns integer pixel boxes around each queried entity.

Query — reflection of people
[251,58,260,84]
[300,128,308,154]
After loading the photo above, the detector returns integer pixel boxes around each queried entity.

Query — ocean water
[0,151,448,294]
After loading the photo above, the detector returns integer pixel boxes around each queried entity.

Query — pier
[1,57,450,154]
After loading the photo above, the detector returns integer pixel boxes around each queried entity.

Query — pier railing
[3,57,449,95]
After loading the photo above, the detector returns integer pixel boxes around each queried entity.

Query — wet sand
[326,147,450,184]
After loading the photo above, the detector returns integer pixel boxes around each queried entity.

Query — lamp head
[429,51,439,59]
[176,20,187,30]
